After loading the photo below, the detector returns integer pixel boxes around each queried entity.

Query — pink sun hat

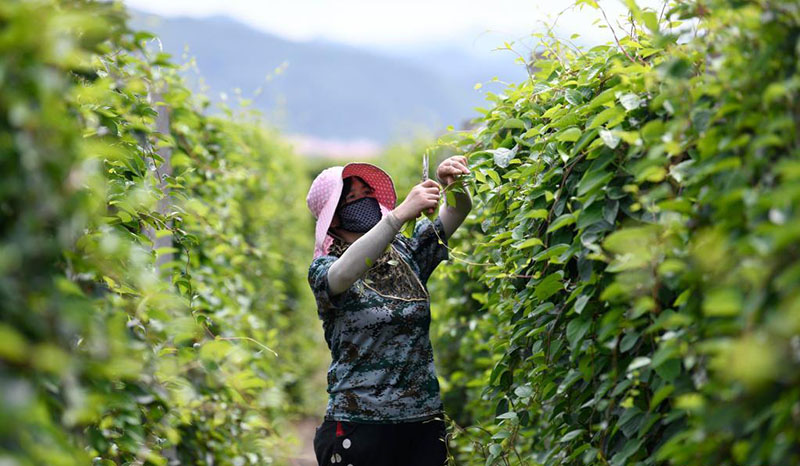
[306,162,397,259]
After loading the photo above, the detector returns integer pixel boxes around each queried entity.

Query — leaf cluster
[430,1,800,464]
[0,1,324,464]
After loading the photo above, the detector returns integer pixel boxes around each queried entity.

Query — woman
[306,156,472,466]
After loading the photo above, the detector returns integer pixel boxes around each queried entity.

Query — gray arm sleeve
[327,211,404,295]
[438,183,472,240]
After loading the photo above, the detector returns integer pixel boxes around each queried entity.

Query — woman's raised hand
[392,179,441,223]
[436,155,470,186]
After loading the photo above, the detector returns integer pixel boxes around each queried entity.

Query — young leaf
[557,127,582,142]
[515,238,544,249]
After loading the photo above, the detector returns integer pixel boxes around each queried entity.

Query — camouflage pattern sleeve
[410,216,449,284]
[308,255,349,316]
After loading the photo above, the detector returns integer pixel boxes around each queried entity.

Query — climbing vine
[430,1,800,464]
[0,1,323,464]
[3,0,799,465]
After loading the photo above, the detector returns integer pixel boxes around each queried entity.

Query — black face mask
[337,196,382,232]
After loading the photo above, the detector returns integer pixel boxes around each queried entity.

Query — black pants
[313,417,448,466]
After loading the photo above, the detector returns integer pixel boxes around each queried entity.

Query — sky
[121,0,663,55]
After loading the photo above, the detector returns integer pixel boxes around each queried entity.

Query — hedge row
[1,1,323,464]
[430,1,800,464]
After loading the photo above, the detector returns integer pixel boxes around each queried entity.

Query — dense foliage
[429,0,800,464]
[4,0,800,465]
[0,1,324,464]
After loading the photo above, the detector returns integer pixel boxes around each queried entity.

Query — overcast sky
[121,0,661,54]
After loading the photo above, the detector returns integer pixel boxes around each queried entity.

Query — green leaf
[574,295,590,315]
[577,206,602,231]
[515,237,544,249]
[566,318,591,349]
[560,429,585,442]
[588,106,624,129]
[673,289,691,307]
[586,88,617,110]
[117,210,133,222]
[533,244,570,263]
[565,89,584,105]
[525,209,549,219]
[134,31,157,42]
[649,385,674,410]
[199,340,233,362]
[0,324,29,363]
[543,105,564,119]
[557,127,582,142]
[445,190,456,207]
[577,170,613,196]
[642,11,659,33]
[514,385,533,398]
[403,219,416,238]
[570,127,599,156]
[534,272,564,301]
[654,358,681,381]
[502,118,526,129]
[610,438,644,466]
[627,357,651,372]
[603,199,619,224]
[702,288,741,316]
[547,213,577,233]
[620,331,639,352]
[604,226,659,257]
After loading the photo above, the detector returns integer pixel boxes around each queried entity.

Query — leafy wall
[429,1,800,464]
[0,1,324,464]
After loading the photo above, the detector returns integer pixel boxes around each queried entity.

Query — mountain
[127,10,528,144]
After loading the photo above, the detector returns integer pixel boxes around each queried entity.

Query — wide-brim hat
[306,162,397,259]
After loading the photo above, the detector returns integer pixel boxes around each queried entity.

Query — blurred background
[123,0,644,159]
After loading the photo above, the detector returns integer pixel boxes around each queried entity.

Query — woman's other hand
[392,179,441,222]
[436,155,470,186]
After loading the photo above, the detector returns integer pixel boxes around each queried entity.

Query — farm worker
[305,156,471,465]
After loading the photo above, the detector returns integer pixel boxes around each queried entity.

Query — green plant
[0,1,323,464]
[430,1,800,464]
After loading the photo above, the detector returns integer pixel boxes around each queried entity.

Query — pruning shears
[422,152,437,217]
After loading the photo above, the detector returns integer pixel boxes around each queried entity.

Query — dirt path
[287,416,319,466]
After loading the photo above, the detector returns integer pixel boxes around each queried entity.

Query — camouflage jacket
[308,216,449,423]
